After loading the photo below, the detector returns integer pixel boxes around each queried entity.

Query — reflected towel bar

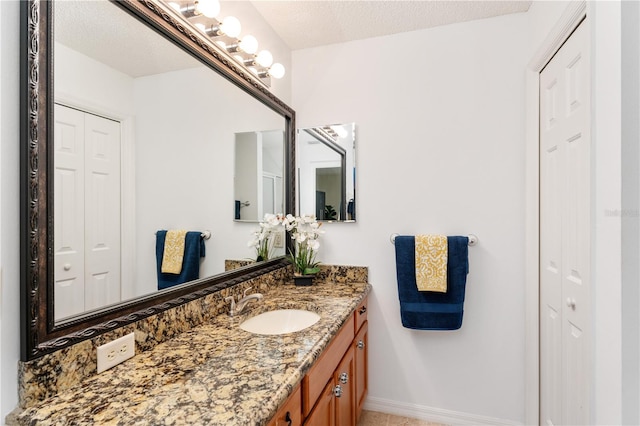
[155,230,212,240]
[390,233,477,246]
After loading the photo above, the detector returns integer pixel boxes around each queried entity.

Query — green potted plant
[282,214,324,285]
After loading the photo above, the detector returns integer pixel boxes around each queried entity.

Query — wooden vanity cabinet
[268,385,302,426]
[353,297,368,419]
[305,378,336,425]
[302,296,369,426]
[354,320,368,419]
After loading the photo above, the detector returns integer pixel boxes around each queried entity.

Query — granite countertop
[13,281,371,426]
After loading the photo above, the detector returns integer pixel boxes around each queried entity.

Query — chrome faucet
[225,287,263,316]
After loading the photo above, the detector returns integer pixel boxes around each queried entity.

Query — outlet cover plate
[97,332,135,373]
[273,230,284,248]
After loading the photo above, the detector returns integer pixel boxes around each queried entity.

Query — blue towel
[156,230,206,290]
[395,235,469,330]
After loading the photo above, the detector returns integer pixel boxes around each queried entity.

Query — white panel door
[84,113,121,310]
[539,20,591,426]
[54,104,86,319]
[54,104,122,319]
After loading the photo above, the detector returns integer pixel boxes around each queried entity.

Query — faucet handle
[224,295,236,310]
[243,287,253,298]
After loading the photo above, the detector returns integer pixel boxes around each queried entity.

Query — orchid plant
[248,213,283,261]
[282,214,324,276]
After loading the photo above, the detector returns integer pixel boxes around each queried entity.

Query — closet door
[539,20,591,426]
[54,104,122,320]
[54,104,87,319]
[84,113,121,310]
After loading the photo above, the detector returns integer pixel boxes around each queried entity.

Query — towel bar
[390,233,477,246]
[155,230,212,240]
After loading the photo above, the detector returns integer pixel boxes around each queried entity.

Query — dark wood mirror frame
[20,0,296,361]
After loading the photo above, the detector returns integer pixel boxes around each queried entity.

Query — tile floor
[357,410,447,426]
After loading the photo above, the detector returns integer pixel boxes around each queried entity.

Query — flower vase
[293,274,314,286]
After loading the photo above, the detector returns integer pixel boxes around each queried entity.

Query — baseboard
[363,396,522,426]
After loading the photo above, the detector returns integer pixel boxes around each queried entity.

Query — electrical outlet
[273,230,284,248]
[97,332,135,373]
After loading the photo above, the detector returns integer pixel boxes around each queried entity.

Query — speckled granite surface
[11,275,370,426]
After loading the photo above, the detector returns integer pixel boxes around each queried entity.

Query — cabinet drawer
[354,297,368,333]
[303,315,355,416]
[269,385,302,426]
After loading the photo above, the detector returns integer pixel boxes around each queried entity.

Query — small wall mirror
[234,130,285,222]
[298,123,356,221]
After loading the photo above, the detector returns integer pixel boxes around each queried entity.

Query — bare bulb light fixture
[170,0,219,18]
[168,0,285,87]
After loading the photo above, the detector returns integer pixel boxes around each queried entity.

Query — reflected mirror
[298,123,356,221]
[21,0,295,360]
[234,130,285,222]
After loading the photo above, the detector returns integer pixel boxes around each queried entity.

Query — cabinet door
[305,380,335,426]
[334,347,355,426]
[269,385,302,426]
[354,320,368,420]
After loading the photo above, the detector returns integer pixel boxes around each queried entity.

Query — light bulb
[269,63,285,79]
[215,40,226,49]
[195,22,206,32]
[195,0,220,18]
[255,50,273,68]
[239,35,258,55]
[220,16,241,38]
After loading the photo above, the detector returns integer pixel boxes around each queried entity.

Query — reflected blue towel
[156,230,206,290]
[395,235,469,330]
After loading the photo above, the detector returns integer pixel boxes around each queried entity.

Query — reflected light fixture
[168,0,285,88]
[197,16,242,38]
[170,0,219,18]
[255,50,274,68]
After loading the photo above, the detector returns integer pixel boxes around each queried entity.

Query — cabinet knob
[357,340,365,350]
[63,263,71,271]
[359,306,367,315]
[333,384,342,398]
[285,411,292,426]
[339,372,348,384]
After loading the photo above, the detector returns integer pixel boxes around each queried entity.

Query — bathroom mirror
[298,123,356,221]
[234,130,285,222]
[20,0,295,360]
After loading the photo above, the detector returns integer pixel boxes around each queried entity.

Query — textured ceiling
[250,1,532,50]
[54,1,532,78]
[55,0,201,78]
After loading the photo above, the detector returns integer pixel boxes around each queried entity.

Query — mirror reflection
[53,0,285,322]
[298,123,356,221]
[234,130,285,222]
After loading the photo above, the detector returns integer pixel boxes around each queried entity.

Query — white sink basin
[240,309,321,335]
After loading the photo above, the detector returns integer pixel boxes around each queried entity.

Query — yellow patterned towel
[161,230,188,274]
[415,235,448,292]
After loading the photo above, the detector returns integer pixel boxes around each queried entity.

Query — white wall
[591,2,623,423]
[293,13,528,424]
[621,3,640,424]
[0,0,20,420]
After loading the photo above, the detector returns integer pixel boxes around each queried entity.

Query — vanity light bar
[168,0,285,87]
